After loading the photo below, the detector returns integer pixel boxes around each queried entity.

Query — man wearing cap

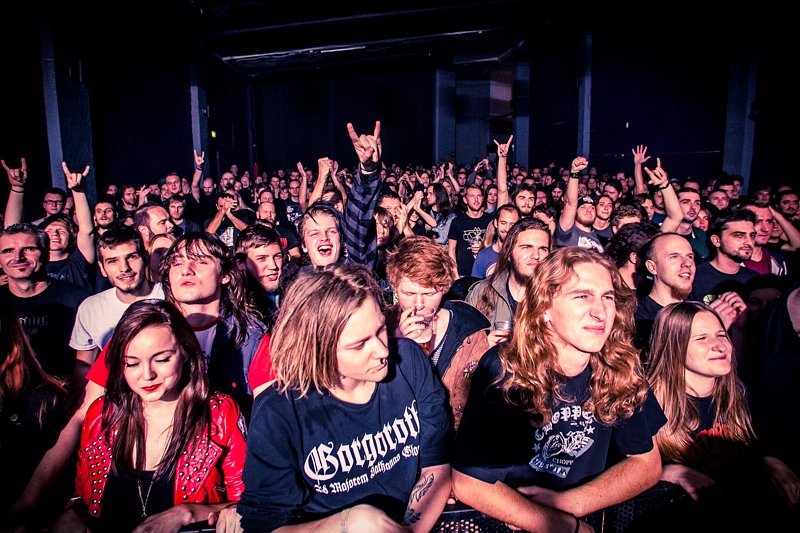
[555,156,603,252]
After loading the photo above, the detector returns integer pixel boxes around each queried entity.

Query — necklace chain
[137,477,155,518]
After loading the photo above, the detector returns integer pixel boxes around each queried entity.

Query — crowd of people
[2,122,800,533]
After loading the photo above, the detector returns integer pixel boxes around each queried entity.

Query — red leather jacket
[76,392,247,519]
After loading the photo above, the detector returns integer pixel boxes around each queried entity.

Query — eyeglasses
[44,199,64,206]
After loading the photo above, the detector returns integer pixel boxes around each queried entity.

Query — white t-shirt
[69,283,165,351]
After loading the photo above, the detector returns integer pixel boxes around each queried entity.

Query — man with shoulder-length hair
[466,217,552,346]
[452,247,666,532]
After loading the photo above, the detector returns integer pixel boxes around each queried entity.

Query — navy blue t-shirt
[239,338,450,532]
[452,348,665,490]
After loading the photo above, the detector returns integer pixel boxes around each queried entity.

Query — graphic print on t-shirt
[303,400,421,495]
[529,404,595,479]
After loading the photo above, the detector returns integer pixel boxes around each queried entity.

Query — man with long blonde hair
[452,247,666,532]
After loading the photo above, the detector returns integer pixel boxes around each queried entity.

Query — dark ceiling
[141,0,585,79]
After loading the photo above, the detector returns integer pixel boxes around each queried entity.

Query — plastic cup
[411,306,436,346]
[493,320,513,331]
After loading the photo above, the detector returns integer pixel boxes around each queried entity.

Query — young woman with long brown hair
[645,301,799,529]
[53,300,246,533]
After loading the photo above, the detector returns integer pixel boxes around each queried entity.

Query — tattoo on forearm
[411,474,434,503]
[401,473,435,525]
[402,509,421,525]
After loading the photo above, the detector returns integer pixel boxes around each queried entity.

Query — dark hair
[604,222,660,269]
[513,183,536,201]
[0,223,49,256]
[707,205,756,239]
[427,183,453,219]
[675,187,700,200]
[95,194,118,208]
[168,194,187,206]
[776,189,798,205]
[235,224,283,256]
[713,177,735,190]
[604,179,623,194]
[96,225,146,263]
[475,218,550,317]
[103,299,210,480]
[160,232,257,346]
[610,203,644,230]
[532,203,557,221]
[43,187,67,201]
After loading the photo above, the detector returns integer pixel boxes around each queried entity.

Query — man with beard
[92,195,118,235]
[466,218,552,347]
[513,184,536,218]
[471,205,520,278]
[448,184,494,277]
[133,202,174,243]
[742,201,800,276]
[690,206,759,303]
[555,156,603,252]
[235,224,285,326]
[634,233,697,352]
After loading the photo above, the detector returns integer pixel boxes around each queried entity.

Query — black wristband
[569,172,581,180]
[11,188,25,193]
[657,183,671,190]
[574,517,581,533]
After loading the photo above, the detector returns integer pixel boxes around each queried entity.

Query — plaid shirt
[343,164,381,270]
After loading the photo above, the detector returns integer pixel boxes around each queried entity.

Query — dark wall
[0,3,53,219]
[84,7,197,189]
[254,67,436,174]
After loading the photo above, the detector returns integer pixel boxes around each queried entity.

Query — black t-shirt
[0,280,92,378]
[239,338,450,531]
[46,249,96,292]
[690,262,758,303]
[447,212,494,276]
[634,295,664,356]
[452,348,666,490]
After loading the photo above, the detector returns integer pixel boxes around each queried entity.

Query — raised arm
[343,121,383,268]
[297,162,310,213]
[558,156,589,232]
[62,163,95,264]
[632,145,650,195]
[410,190,436,228]
[770,205,800,251]
[191,149,205,204]
[308,157,333,206]
[494,136,513,207]
[646,159,682,233]
[2,158,27,227]
[331,162,348,205]
[445,162,460,195]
